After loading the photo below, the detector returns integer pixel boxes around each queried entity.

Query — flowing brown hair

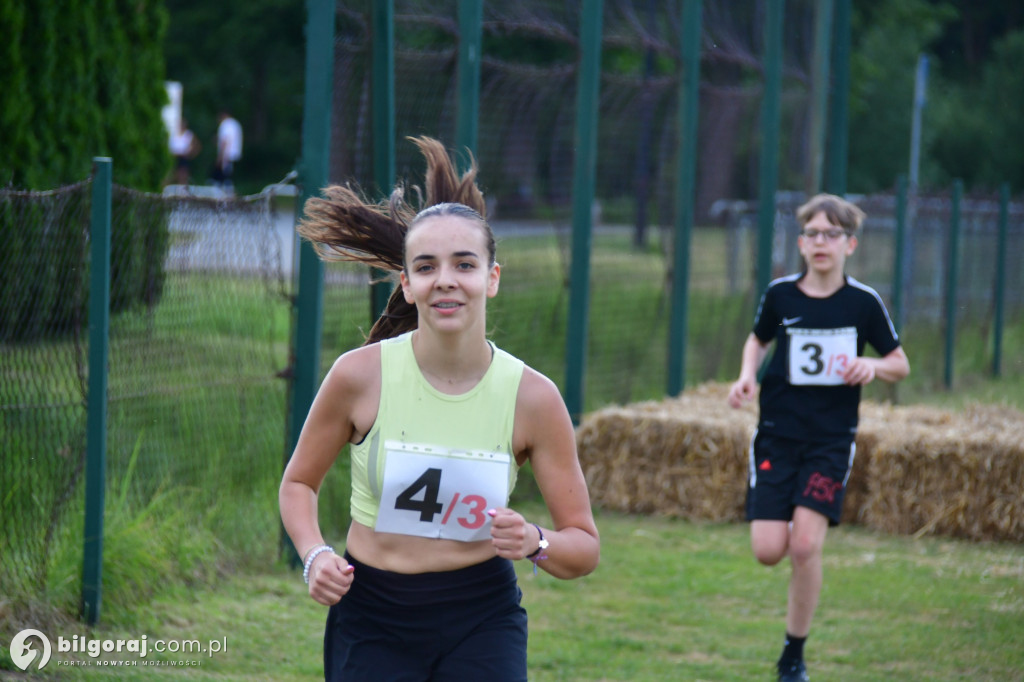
[297,136,490,345]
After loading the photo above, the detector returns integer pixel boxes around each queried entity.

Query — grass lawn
[4,220,1023,681]
[26,503,1023,682]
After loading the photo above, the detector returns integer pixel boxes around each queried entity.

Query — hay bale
[858,402,1024,542]
[577,383,1024,543]
[577,382,754,521]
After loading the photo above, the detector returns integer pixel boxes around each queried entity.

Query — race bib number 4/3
[787,326,857,386]
[375,441,511,542]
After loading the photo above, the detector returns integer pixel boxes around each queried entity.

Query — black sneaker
[777,659,809,682]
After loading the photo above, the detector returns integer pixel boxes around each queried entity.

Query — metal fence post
[82,157,112,625]
[992,182,1010,377]
[756,0,784,302]
[371,0,396,319]
[667,0,702,397]
[891,174,908,331]
[944,179,963,389]
[564,0,603,424]
[456,0,482,171]
[826,0,851,195]
[285,0,334,565]
[807,0,833,195]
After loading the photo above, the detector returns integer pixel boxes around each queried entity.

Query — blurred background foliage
[163,0,1024,198]
[1,0,1022,197]
[0,0,170,190]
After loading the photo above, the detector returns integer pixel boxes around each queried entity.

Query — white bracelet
[302,544,334,584]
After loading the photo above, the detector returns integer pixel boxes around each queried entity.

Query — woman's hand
[487,507,538,560]
[308,552,355,606]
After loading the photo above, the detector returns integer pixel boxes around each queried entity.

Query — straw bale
[577,383,1024,543]
[857,401,1024,542]
[577,383,755,521]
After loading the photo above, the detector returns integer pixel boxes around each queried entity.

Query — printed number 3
[799,342,849,377]
[800,342,825,375]
[394,468,488,529]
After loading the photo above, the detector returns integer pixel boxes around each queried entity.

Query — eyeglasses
[800,228,848,241]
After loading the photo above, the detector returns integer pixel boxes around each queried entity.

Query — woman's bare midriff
[345,520,499,573]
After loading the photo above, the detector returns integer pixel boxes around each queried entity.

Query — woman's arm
[279,345,378,603]
[491,368,599,579]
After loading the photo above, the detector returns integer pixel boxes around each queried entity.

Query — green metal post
[371,0,396,319]
[756,0,784,302]
[285,0,334,565]
[667,0,702,397]
[944,180,962,389]
[82,157,112,625]
[826,0,851,195]
[456,0,482,171]
[564,0,603,424]
[807,0,832,195]
[891,174,907,331]
[992,182,1010,377]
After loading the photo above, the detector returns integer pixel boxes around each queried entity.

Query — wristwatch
[525,524,549,558]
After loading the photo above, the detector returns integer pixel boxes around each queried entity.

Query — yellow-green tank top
[349,331,524,527]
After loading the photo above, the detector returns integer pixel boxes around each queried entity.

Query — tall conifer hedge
[0,0,170,189]
[0,1,171,342]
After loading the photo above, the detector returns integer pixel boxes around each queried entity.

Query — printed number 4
[394,467,488,529]
[395,468,443,521]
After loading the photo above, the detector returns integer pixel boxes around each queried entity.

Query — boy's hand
[727,377,757,408]
[842,358,876,386]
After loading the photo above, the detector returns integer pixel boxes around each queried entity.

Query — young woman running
[280,137,600,682]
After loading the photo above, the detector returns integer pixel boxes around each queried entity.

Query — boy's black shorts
[745,431,856,526]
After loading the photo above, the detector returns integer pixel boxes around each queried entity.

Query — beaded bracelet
[302,544,334,584]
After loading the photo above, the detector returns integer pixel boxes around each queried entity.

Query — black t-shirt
[752,274,901,441]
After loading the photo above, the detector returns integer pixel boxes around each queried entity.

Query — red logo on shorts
[759,459,772,471]
[803,472,843,503]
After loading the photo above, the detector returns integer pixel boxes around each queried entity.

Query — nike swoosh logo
[781,317,802,326]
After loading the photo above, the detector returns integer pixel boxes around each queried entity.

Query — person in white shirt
[169,118,200,185]
[213,110,242,193]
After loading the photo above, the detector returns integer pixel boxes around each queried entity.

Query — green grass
[3,224,1023,678]
[16,503,1023,681]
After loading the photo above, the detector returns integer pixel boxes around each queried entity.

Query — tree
[930,28,1024,192]
[0,0,169,190]
[846,0,955,194]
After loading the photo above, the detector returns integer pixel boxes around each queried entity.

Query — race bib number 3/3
[375,441,511,542]
[787,327,857,386]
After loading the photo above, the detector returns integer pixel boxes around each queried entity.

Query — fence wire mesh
[1,183,295,607]
[3,0,1024,621]
[1,182,92,597]
[328,0,825,408]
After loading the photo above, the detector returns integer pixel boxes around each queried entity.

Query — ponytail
[296,137,487,345]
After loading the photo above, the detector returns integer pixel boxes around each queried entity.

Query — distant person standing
[213,109,242,194]
[169,118,201,185]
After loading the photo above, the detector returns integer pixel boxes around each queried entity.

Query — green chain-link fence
[1,182,296,613]
[4,0,1024,628]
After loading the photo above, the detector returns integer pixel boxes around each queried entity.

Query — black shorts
[745,431,856,526]
[324,552,528,682]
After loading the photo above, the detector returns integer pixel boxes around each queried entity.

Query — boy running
[727,194,910,681]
